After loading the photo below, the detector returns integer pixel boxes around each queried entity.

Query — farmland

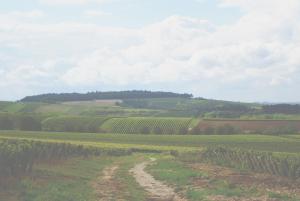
[42,116,109,132]
[1,130,300,201]
[1,92,300,200]
[195,119,300,135]
[100,117,195,134]
[1,131,300,153]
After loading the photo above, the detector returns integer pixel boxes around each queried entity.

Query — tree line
[262,104,300,114]
[21,90,193,103]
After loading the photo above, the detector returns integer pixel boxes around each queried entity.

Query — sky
[0,0,299,102]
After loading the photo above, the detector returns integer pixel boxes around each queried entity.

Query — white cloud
[8,10,45,18]
[39,0,113,6]
[61,9,300,89]
[1,0,300,101]
[83,10,111,17]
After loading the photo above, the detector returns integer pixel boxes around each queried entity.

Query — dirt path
[92,165,125,201]
[130,158,187,201]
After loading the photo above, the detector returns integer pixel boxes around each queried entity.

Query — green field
[1,131,300,153]
[0,101,165,117]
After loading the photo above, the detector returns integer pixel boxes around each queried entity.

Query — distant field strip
[101,117,194,134]
[1,131,300,153]
[197,119,300,132]
[42,116,109,132]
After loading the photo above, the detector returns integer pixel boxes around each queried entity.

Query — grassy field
[0,101,165,117]
[1,131,300,153]
[147,155,300,201]
[1,154,150,201]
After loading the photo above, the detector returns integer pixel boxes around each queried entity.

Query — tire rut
[92,165,125,201]
[130,158,187,201]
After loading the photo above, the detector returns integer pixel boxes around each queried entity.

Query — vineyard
[42,116,109,132]
[200,146,300,179]
[100,117,194,134]
[0,139,131,178]
[2,131,300,153]
[1,130,300,200]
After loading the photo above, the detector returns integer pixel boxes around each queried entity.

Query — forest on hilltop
[21,90,193,102]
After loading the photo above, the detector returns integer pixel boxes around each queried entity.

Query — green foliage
[0,113,42,131]
[0,113,14,130]
[262,125,298,135]
[121,98,255,117]
[15,156,114,201]
[240,114,300,120]
[21,91,192,102]
[100,117,193,134]
[195,119,300,135]
[148,157,204,186]
[42,116,109,133]
[189,124,240,135]
[149,156,259,201]
[2,131,300,153]
[201,146,300,179]
[0,139,131,178]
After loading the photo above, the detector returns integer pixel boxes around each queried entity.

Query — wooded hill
[21,90,193,102]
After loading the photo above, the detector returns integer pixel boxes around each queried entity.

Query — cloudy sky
[0,0,299,102]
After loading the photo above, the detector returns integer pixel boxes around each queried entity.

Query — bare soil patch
[92,165,125,201]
